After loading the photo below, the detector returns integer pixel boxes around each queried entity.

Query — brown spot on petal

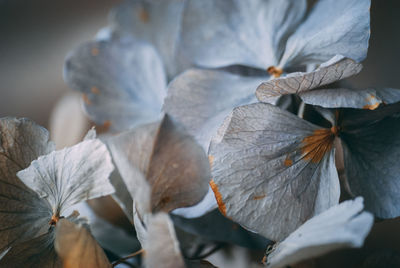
[102,120,112,131]
[49,214,60,226]
[267,66,283,78]
[363,102,380,110]
[284,158,293,167]
[138,7,149,23]
[210,180,226,216]
[82,94,91,105]
[363,95,380,110]
[301,128,335,163]
[91,47,99,56]
[253,194,266,200]
[91,86,100,94]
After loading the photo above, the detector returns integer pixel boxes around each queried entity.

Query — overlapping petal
[209,103,340,241]
[64,35,166,132]
[266,197,373,268]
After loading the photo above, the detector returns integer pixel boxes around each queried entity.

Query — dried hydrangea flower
[107,115,215,267]
[110,0,189,79]
[181,0,370,78]
[54,218,111,268]
[107,115,211,220]
[0,117,114,266]
[265,197,373,268]
[64,35,167,132]
[208,95,400,240]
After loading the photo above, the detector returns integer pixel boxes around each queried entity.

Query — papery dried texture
[164,68,266,151]
[209,103,340,241]
[0,230,61,268]
[181,0,306,69]
[278,0,371,68]
[64,35,166,132]
[299,88,400,109]
[110,0,188,78]
[338,104,400,218]
[54,219,111,268]
[256,56,362,101]
[266,197,373,268]
[0,117,54,255]
[17,138,115,217]
[108,115,211,217]
[181,0,370,70]
[144,213,185,268]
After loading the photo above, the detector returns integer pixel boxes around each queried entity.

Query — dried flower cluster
[2,0,400,267]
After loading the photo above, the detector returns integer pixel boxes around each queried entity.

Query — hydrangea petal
[181,0,306,69]
[279,0,371,68]
[266,197,373,268]
[164,69,266,150]
[209,103,340,241]
[144,213,185,268]
[110,0,187,78]
[17,139,115,216]
[64,35,166,132]
[0,117,54,254]
[339,107,400,218]
[54,219,111,268]
[256,56,362,101]
[108,115,210,215]
[300,88,400,109]
[0,231,60,267]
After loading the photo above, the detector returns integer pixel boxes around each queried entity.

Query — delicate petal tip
[17,139,115,214]
[266,197,373,268]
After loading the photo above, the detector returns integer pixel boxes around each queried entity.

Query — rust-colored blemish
[363,94,380,110]
[82,94,91,105]
[49,214,60,226]
[363,102,380,110]
[102,120,112,131]
[208,155,215,168]
[267,66,283,78]
[284,158,293,167]
[301,128,336,163]
[91,86,100,94]
[253,194,266,200]
[209,180,227,216]
[91,47,99,56]
[138,7,149,23]
[262,255,267,265]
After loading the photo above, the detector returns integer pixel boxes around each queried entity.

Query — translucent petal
[0,117,54,254]
[64,35,166,132]
[256,56,362,101]
[279,0,371,68]
[54,219,111,268]
[110,0,188,78]
[266,197,373,268]
[17,139,115,215]
[181,0,306,69]
[209,103,340,241]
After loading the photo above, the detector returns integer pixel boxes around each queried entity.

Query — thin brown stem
[112,248,145,267]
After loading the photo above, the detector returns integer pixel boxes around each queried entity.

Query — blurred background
[0,0,120,127]
[1,0,400,128]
